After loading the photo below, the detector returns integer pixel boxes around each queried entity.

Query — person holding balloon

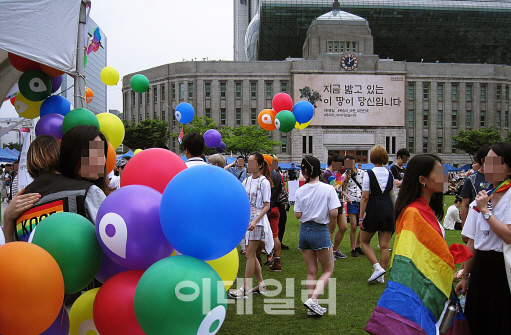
[229,152,273,299]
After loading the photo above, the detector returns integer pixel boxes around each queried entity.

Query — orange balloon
[85,87,94,104]
[0,242,64,335]
[258,109,277,131]
[40,64,65,77]
[106,142,116,174]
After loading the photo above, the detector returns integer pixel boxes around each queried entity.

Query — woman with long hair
[295,156,339,316]
[229,151,272,299]
[366,154,454,334]
[456,142,511,334]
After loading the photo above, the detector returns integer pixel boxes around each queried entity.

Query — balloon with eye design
[175,102,194,124]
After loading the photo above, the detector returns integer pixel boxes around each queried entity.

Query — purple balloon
[204,129,222,148]
[40,304,69,335]
[35,113,64,139]
[215,141,226,153]
[96,251,130,283]
[49,75,63,93]
[40,95,71,118]
[96,185,173,270]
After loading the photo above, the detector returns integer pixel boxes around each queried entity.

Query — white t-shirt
[344,170,363,202]
[462,189,511,252]
[294,182,341,224]
[443,205,460,230]
[185,157,208,168]
[243,175,271,227]
[362,167,391,193]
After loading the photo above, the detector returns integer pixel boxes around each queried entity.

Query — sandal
[228,288,248,299]
[249,285,267,295]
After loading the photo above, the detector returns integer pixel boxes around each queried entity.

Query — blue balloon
[40,95,71,118]
[175,102,194,124]
[292,100,315,124]
[160,165,250,260]
[215,141,226,153]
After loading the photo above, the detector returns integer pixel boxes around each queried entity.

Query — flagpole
[74,0,90,109]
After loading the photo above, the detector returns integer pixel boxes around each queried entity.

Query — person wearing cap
[109,158,129,190]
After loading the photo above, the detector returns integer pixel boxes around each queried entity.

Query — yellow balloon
[69,288,99,335]
[295,120,311,130]
[100,66,119,86]
[170,249,182,256]
[134,149,142,155]
[97,112,125,148]
[15,92,42,119]
[205,248,239,291]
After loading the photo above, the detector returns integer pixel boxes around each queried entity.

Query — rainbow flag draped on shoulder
[366,197,454,335]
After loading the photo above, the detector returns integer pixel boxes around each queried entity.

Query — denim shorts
[346,201,360,214]
[298,221,331,250]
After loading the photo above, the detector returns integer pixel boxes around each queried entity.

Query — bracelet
[359,218,364,221]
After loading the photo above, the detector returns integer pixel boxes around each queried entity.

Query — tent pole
[74,0,89,109]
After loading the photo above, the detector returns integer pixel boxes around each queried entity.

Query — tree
[170,116,229,155]
[223,125,281,160]
[299,86,322,108]
[123,119,171,150]
[3,142,22,151]
[452,127,503,157]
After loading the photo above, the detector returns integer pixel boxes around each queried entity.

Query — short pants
[347,201,360,214]
[298,221,331,250]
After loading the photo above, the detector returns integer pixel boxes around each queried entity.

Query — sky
[1,0,234,117]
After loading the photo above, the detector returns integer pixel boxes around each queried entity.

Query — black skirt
[465,250,511,335]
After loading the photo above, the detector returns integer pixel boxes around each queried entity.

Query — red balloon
[8,52,40,72]
[10,96,16,106]
[272,92,293,113]
[120,148,187,193]
[93,270,145,335]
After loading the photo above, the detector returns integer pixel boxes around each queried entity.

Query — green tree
[299,86,322,108]
[223,125,281,160]
[170,116,229,155]
[452,127,503,157]
[3,142,22,151]
[123,119,171,150]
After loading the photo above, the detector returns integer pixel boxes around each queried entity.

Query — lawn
[219,195,461,335]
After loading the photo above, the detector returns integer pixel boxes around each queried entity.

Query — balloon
[31,212,103,294]
[69,288,100,335]
[134,148,142,154]
[106,142,116,174]
[134,256,227,335]
[40,304,70,335]
[100,66,119,86]
[40,64,65,77]
[9,95,16,106]
[275,110,296,133]
[93,271,145,335]
[8,52,40,72]
[96,112,125,148]
[121,148,186,193]
[206,248,239,291]
[50,75,63,93]
[203,129,222,148]
[160,165,250,260]
[35,113,65,139]
[258,109,277,131]
[295,120,311,130]
[96,185,172,270]
[95,252,130,283]
[175,102,195,124]
[0,242,64,335]
[292,100,315,123]
[15,92,42,119]
[215,141,226,153]
[272,92,293,113]
[130,74,150,93]
[40,95,71,117]
[62,108,99,134]
[18,69,52,101]
[85,87,94,104]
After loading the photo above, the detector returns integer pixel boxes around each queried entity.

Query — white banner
[18,127,33,191]
[288,180,300,202]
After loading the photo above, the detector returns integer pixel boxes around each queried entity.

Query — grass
[219,195,461,335]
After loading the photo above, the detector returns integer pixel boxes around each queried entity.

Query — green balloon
[134,255,227,335]
[18,69,52,101]
[62,108,100,134]
[130,74,150,93]
[31,212,103,294]
[275,110,296,133]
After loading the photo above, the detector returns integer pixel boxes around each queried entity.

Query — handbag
[277,174,289,205]
[442,295,471,335]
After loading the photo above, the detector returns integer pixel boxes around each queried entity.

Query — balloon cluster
[203,129,226,153]
[258,92,315,133]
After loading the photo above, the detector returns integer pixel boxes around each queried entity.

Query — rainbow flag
[366,197,454,335]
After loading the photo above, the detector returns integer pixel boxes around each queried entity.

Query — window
[408,137,414,154]
[146,91,150,105]
[172,83,176,99]
[139,114,143,121]
[161,111,165,121]
[437,84,443,100]
[309,136,313,154]
[281,136,287,153]
[265,82,272,98]
[205,108,211,118]
[188,82,193,98]
[281,82,287,93]
[452,140,457,154]
[250,82,257,98]
[153,86,158,104]
[497,111,502,127]
[497,85,502,100]
[161,84,165,101]
[172,109,176,126]
[506,85,510,101]
[220,82,226,98]
[423,83,429,99]
[132,114,136,122]
[423,137,428,153]
[480,110,486,127]
[423,110,429,127]
[452,110,457,127]
[139,93,142,106]
[340,42,344,52]
[251,108,257,125]
[466,110,472,127]
[481,85,486,101]
[437,137,443,154]
[205,82,211,98]
[506,111,509,128]
[333,41,339,52]
[352,42,357,53]
[466,85,472,101]
[392,137,396,154]
[408,83,414,100]
[154,111,157,119]
[236,108,241,125]
[408,109,414,127]
[452,84,458,101]
[132,91,136,105]
[220,108,226,125]
[235,82,242,98]
[302,136,307,153]
[179,83,184,99]
[327,41,333,52]
[438,110,443,127]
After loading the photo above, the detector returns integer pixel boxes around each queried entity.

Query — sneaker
[304,298,324,316]
[265,253,274,265]
[333,250,347,259]
[376,276,385,284]
[281,244,290,250]
[307,306,327,316]
[350,249,358,257]
[354,247,365,255]
[368,268,386,283]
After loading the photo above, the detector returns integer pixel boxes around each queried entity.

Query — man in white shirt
[183,132,208,168]
[444,196,462,230]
